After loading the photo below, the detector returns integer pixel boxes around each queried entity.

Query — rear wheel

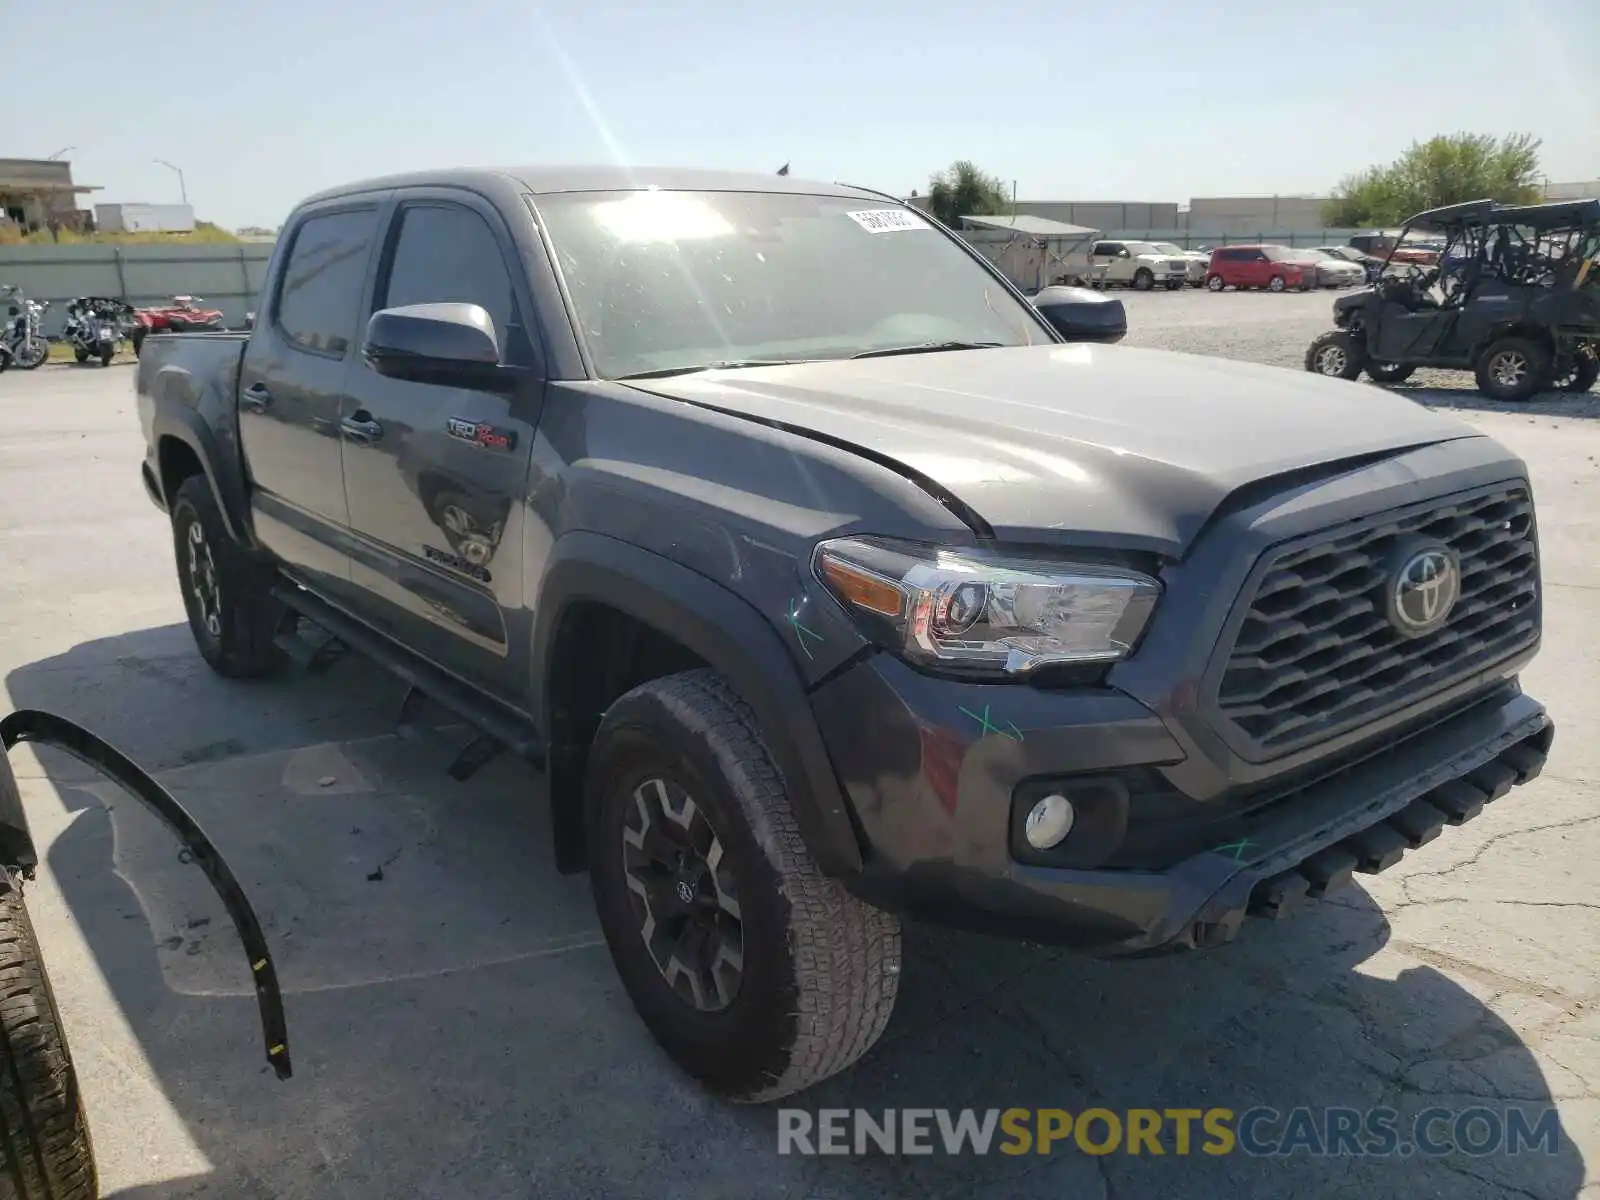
[0,879,97,1199]
[588,670,901,1102]
[1132,268,1154,291]
[1206,274,1225,292]
[1305,331,1366,380]
[170,475,287,677]
[1164,279,1182,291]
[1475,336,1550,403]
[1365,361,1416,385]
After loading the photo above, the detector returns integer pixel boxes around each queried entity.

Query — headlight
[813,536,1160,678]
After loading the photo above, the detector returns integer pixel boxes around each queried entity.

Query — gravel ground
[1117,286,1600,419]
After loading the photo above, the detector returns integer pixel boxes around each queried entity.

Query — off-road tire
[71,349,87,365]
[1305,330,1366,380]
[1475,336,1551,403]
[0,882,96,1199]
[1132,268,1154,291]
[587,670,901,1103]
[1554,352,1599,394]
[1206,273,1225,292]
[170,475,286,677]
[1365,361,1417,385]
[1164,279,1182,291]
[96,346,112,368]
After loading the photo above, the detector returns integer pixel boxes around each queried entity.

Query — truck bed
[135,332,250,517]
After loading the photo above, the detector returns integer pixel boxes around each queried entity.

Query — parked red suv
[1205,245,1316,293]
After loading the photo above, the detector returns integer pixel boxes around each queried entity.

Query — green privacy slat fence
[0,243,276,337]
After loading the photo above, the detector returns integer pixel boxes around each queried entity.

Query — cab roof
[299,166,890,208]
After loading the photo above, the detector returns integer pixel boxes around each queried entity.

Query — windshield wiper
[614,358,814,380]
[849,340,1005,360]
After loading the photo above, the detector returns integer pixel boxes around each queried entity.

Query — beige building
[1183,195,1331,233]
[1542,179,1600,201]
[0,158,100,233]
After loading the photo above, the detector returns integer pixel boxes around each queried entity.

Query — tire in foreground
[587,669,901,1102]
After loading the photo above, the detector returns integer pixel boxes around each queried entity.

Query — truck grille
[1215,485,1539,755]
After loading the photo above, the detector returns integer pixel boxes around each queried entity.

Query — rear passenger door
[339,191,545,702]
[239,201,384,591]
[1091,242,1121,283]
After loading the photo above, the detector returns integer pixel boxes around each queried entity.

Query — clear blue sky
[7,0,1597,230]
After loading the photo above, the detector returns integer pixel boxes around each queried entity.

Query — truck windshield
[534,189,1047,379]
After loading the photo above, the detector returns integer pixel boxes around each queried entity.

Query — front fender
[531,531,865,878]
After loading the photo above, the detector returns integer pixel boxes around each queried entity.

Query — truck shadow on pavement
[5,626,1587,1200]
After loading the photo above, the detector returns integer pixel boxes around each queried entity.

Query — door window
[275,208,379,357]
[379,204,535,365]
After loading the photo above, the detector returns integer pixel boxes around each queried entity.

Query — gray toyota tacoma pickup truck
[136,167,1553,1102]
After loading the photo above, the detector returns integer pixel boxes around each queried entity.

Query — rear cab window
[273,207,381,358]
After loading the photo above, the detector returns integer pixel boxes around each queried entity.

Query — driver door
[339,190,546,703]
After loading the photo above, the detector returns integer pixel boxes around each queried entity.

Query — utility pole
[155,159,188,206]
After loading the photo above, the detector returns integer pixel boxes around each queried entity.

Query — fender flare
[150,407,254,548]
[531,532,865,878]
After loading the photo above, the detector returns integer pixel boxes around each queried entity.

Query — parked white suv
[1090,241,1190,291]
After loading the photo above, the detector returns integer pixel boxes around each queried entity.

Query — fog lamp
[1024,793,1076,850]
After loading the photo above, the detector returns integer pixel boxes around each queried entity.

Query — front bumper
[814,653,1552,956]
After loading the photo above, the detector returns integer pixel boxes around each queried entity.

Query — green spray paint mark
[957,704,1025,742]
[787,599,825,660]
[1213,838,1255,862]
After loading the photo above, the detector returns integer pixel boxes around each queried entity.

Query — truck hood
[626,344,1479,556]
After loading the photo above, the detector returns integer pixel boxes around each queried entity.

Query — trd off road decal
[446,417,517,451]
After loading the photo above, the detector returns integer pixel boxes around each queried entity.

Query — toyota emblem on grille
[1388,545,1460,636]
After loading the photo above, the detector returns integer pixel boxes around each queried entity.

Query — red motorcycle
[130,294,226,356]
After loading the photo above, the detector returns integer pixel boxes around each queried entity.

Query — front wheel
[1206,274,1225,292]
[588,670,901,1102]
[15,338,48,370]
[1552,351,1599,393]
[97,341,114,367]
[1365,361,1416,385]
[1475,336,1550,403]
[170,475,287,677]
[0,878,97,1199]
[1132,268,1154,291]
[72,346,88,364]
[1305,330,1366,380]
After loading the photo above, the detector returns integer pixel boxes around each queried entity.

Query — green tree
[1323,133,1544,227]
[925,160,1010,227]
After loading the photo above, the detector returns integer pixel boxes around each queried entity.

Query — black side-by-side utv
[1306,197,1600,401]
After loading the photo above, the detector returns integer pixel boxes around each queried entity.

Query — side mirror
[1031,286,1127,344]
[362,302,523,393]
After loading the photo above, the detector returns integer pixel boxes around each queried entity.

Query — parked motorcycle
[0,285,50,371]
[62,297,133,367]
[130,294,225,357]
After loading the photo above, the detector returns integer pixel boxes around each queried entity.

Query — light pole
[155,159,188,206]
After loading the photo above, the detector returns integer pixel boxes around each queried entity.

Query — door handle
[340,412,384,444]
[242,383,273,413]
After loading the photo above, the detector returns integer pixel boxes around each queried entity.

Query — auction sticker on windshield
[847,209,928,233]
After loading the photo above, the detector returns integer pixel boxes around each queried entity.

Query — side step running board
[272,584,545,770]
